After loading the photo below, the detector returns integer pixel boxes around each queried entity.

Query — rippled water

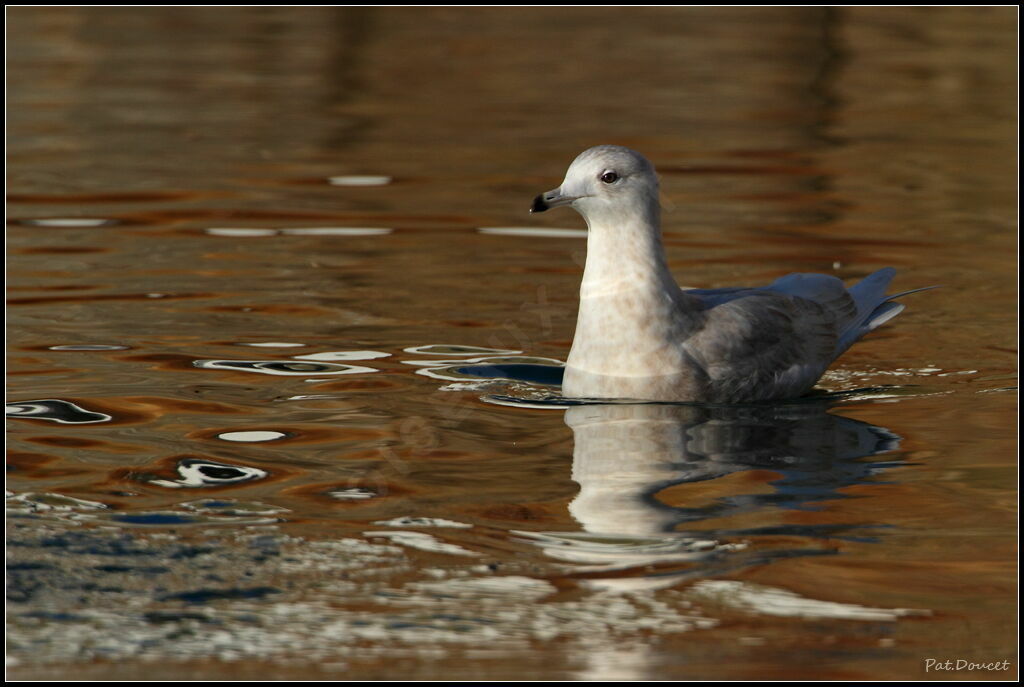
[7,7,1017,681]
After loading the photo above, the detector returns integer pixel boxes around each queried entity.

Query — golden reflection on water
[7,6,1017,681]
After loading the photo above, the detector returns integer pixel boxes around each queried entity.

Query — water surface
[7,7,1017,681]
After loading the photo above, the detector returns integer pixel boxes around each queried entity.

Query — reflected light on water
[146,458,269,489]
[281,227,393,236]
[216,430,289,442]
[5,5,1015,681]
[492,397,904,592]
[327,175,392,186]
[193,359,379,376]
[19,217,117,228]
[6,399,113,424]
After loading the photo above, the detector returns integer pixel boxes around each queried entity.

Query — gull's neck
[565,193,704,389]
[565,194,702,388]
[579,196,679,299]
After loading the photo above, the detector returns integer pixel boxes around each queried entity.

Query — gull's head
[531,145,659,225]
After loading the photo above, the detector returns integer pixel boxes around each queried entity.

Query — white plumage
[531,145,931,403]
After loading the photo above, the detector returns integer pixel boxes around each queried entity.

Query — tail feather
[864,301,905,330]
[885,285,940,301]
[846,267,897,323]
[837,268,935,355]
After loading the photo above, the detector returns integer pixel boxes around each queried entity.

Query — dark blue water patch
[651,547,840,580]
[167,545,217,560]
[93,564,171,574]
[6,574,42,603]
[17,611,86,622]
[144,611,219,624]
[485,394,580,408]
[9,529,214,559]
[245,535,282,560]
[246,535,283,549]
[158,586,281,605]
[387,621,434,630]
[6,562,52,571]
[5,399,112,424]
[455,363,564,387]
[713,522,887,544]
[30,533,157,557]
[111,513,199,526]
[430,613,498,625]
[60,582,124,593]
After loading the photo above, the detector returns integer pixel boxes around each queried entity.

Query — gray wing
[679,286,753,308]
[684,274,857,321]
[680,275,858,402]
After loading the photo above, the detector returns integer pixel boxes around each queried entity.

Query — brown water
[6,7,1017,681]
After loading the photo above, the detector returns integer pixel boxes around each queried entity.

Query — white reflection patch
[364,531,481,557]
[280,227,392,236]
[193,359,377,376]
[204,227,279,237]
[216,430,288,443]
[22,217,115,227]
[688,580,929,621]
[327,175,392,186]
[294,350,391,362]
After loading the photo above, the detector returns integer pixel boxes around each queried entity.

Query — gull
[531,145,932,403]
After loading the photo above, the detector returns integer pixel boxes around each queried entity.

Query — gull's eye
[600,171,619,184]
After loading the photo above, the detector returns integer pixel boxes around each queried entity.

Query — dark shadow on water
[455,362,565,387]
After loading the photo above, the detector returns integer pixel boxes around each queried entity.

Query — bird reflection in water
[514,398,903,591]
